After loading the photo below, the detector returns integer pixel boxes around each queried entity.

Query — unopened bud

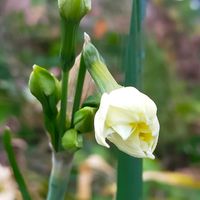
[29,65,60,115]
[58,0,91,22]
[74,106,96,133]
[62,129,83,152]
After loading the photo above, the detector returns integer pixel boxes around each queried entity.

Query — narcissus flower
[94,87,159,159]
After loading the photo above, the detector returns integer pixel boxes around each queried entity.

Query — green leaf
[117,1,145,200]
[3,128,32,200]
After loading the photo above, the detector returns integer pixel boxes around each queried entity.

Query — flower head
[94,87,159,159]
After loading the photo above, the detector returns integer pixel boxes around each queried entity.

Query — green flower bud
[74,106,97,133]
[58,0,91,22]
[29,65,60,115]
[62,129,83,152]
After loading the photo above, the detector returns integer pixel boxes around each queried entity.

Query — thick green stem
[59,70,69,150]
[116,0,145,200]
[60,18,79,71]
[47,152,74,200]
[58,18,79,150]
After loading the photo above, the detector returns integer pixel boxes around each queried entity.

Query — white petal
[146,151,155,159]
[109,87,142,109]
[151,117,160,136]
[112,124,133,140]
[151,133,159,153]
[149,117,159,152]
[94,93,110,148]
[108,133,146,158]
[109,87,158,121]
[106,106,139,126]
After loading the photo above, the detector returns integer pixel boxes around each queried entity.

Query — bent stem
[47,152,74,200]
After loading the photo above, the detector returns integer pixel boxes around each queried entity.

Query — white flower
[94,87,159,159]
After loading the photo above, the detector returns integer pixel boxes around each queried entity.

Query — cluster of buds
[29,0,92,153]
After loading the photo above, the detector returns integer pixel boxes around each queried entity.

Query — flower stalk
[60,19,79,72]
[59,70,69,149]
[47,152,74,200]
[47,1,91,199]
[58,20,77,150]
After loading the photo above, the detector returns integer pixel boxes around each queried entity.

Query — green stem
[58,18,79,150]
[44,115,59,151]
[46,152,74,200]
[3,128,32,200]
[60,18,79,71]
[116,0,145,200]
[59,70,69,149]
[47,10,79,200]
[71,55,86,125]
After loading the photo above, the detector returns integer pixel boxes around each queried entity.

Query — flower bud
[62,129,83,152]
[58,0,91,22]
[74,106,97,133]
[29,65,60,115]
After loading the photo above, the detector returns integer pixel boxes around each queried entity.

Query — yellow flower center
[139,132,153,142]
[130,122,153,142]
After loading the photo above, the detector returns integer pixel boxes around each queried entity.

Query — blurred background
[0,0,200,199]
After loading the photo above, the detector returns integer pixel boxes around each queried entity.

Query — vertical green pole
[116,0,146,200]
